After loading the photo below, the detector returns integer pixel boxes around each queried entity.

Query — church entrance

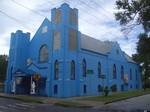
[30,74,46,96]
[15,76,31,94]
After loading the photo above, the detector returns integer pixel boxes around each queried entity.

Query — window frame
[54,60,59,80]
[70,60,75,80]
[39,44,48,63]
[113,64,117,79]
[121,65,124,80]
[98,62,101,78]
[54,85,58,94]
[82,59,86,77]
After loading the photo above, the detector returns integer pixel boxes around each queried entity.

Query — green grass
[0,83,4,93]
[82,89,150,104]
[54,101,92,108]
[0,95,43,104]
[14,96,43,103]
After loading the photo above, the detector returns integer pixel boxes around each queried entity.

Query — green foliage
[0,55,8,82]
[104,86,110,96]
[115,0,150,33]
[110,84,117,92]
[98,85,104,92]
[82,89,150,103]
[132,33,150,88]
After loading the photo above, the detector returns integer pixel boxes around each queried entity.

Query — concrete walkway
[1,93,150,112]
[99,94,150,111]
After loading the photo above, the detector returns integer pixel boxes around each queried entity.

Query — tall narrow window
[54,85,58,94]
[130,68,132,80]
[69,9,77,24]
[53,31,61,50]
[121,65,124,80]
[97,85,103,92]
[113,64,116,79]
[70,60,75,80]
[54,9,61,24]
[135,70,138,80]
[98,62,101,78]
[69,28,78,51]
[39,45,48,63]
[82,59,86,77]
[54,60,59,80]
[83,85,87,94]
[10,67,13,80]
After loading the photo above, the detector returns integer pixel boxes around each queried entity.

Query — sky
[0,0,142,56]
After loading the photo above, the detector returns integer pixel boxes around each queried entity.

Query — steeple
[51,3,78,29]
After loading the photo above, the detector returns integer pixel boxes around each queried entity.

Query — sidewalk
[0,93,104,108]
[0,93,59,104]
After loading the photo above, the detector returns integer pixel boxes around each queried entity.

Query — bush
[143,79,150,89]
[104,86,109,96]
[110,84,117,92]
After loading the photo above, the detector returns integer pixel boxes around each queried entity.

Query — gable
[31,18,52,42]
[108,42,127,61]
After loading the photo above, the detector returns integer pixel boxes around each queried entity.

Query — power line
[65,0,125,40]
[10,0,45,17]
[6,0,126,41]
[0,10,33,31]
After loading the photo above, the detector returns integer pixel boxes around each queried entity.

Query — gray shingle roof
[81,34,113,54]
[80,33,136,64]
[124,53,136,63]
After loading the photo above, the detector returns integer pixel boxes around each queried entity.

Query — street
[0,94,150,112]
[0,97,101,112]
[100,94,150,112]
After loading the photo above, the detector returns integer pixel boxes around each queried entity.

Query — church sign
[86,69,94,74]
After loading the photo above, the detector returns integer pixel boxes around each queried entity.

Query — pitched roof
[80,34,136,64]
[124,53,136,63]
[81,34,113,54]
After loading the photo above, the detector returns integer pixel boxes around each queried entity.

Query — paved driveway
[100,94,150,112]
[0,97,104,112]
[0,94,150,112]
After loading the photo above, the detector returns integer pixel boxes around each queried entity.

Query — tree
[115,0,150,34]
[132,34,150,88]
[115,0,150,88]
[0,55,8,82]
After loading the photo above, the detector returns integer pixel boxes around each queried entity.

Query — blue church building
[5,3,142,97]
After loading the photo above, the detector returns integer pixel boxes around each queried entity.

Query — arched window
[110,84,117,92]
[70,60,75,80]
[54,85,58,94]
[98,62,101,78]
[54,60,59,80]
[83,84,87,94]
[113,64,116,79]
[97,85,103,92]
[82,59,86,77]
[10,67,13,80]
[39,45,48,62]
[135,69,138,80]
[121,65,124,80]
[130,68,132,80]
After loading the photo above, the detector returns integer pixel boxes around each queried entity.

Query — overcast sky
[0,0,142,56]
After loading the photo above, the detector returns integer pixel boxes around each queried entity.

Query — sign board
[86,69,94,74]
[33,74,41,81]
[100,75,106,79]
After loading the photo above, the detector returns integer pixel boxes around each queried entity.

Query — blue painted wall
[5,3,142,97]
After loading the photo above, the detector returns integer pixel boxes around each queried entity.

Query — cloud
[0,0,140,56]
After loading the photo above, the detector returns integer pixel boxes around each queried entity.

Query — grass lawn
[81,89,150,104]
[0,95,44,104]
[13,96,44,103]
